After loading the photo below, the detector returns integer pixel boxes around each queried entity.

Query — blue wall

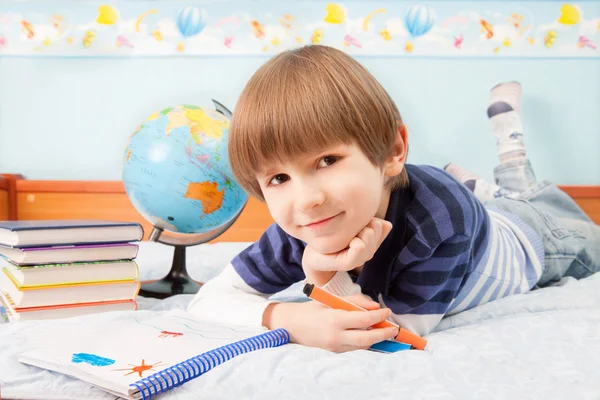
[0,56,598,184]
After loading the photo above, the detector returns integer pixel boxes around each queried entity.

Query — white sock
[490,81,522,114]
[444,163,516,202]
[444,163,481,185]
[487,82,526,163]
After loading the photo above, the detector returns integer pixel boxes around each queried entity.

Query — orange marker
[303,283,428,350]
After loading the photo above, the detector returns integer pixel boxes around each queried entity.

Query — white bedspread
[1,241,599,400]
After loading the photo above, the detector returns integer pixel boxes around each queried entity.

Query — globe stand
[138,245,201,299]
[138,202,246,299]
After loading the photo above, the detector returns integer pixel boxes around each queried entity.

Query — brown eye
[269,174,289,186]
[318,155,338,168]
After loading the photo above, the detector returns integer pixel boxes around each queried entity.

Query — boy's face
[256,142,399,254]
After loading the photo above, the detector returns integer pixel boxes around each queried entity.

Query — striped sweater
[188,164,544,335]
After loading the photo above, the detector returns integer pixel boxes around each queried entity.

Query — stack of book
[0,220,144,322]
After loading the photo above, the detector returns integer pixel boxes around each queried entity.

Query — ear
[383,124,408,178]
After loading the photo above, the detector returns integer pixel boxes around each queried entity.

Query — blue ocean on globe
[122,103,248,234]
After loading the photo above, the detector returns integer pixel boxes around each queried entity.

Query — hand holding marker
[303,283,428,350]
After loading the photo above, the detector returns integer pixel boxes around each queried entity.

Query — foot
[487,82,526,163]
[444,163,515,202]
[444,162,482,186]
[490,81,522,114]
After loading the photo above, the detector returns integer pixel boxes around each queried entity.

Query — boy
[188,45,600,352]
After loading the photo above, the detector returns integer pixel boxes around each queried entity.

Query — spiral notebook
[18,310,289,400]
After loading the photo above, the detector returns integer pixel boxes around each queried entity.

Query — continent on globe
[164,106,229,145]
[185,181,225,215]
[165,108,188,135]
[146,111,161,121]
[186,108,228,144]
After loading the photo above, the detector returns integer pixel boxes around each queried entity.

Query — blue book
[0,220,144,248]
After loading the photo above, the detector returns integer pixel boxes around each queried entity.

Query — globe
[122,101,248,299]
[122,102,248,235]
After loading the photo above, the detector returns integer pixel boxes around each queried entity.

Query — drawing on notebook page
[113,360,166,378]
[65,314,264,378]
[158,331,183,338]
[18,310,291,400]
[71,353,115,367]
[134,315,260,340]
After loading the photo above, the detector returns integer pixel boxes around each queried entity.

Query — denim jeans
[483,159,600,287]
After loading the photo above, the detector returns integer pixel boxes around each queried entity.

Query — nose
[294,180,325,212]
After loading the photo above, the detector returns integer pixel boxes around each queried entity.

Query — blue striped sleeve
[383,233,471,315]
[231,223,306,294]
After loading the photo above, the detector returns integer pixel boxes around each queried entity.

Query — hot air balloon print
[175,6,207,52]
[177,7,207,37]
[403,5,435,53]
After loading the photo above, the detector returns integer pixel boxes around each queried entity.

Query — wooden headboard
[0,177,598,242]
[0,178,8,221]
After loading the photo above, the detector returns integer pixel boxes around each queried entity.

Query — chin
[308,234,354,255]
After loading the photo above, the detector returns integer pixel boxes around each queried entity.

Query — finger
[337,237,365,270]
[367,219,383,244]
[336,308,392,329]
[378,220,393,245]
[354,227,375,265]
[357,226,375,251]
[343,294,380,310]
[371,218,391,228]
[340,326,400,350]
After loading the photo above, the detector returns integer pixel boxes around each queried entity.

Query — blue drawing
[72,353,115,367]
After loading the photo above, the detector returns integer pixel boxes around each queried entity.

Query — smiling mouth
[303,213,340,229]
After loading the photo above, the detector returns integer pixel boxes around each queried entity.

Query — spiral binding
[129,328,290,400]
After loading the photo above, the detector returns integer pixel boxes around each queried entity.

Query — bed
[1,178,600,399]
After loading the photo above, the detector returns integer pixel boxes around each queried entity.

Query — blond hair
[228,45,409,200]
